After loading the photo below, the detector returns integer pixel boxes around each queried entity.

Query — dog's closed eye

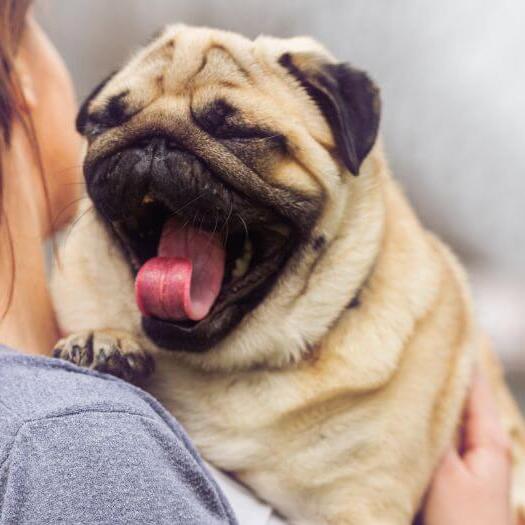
[77,77,137,139]
[193,99,277,141]
[194,99,234,134]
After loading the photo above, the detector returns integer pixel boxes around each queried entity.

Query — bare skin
[0,12,513,524]
[424,372,512,525]
[0,14,82,355]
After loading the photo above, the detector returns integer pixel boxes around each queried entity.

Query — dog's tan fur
[52,25,525,524]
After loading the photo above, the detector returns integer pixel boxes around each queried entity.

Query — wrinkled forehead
[89,26,261,115]
[85,25,333,132]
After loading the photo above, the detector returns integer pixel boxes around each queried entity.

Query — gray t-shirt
[0,349,237,525]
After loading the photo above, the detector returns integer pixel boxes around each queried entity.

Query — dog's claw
[53,330,154,385]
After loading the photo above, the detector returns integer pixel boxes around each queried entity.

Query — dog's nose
[85,134,215,222]
[85,137,172,221]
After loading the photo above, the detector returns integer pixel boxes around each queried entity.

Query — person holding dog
[0,2,513,524]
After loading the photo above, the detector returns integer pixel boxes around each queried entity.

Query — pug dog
[52,25,525,524]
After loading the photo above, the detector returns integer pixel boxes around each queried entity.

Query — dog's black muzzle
[85,136,279,231]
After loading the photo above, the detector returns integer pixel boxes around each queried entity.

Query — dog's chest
[148,356,388,476]
[147,357,425,525]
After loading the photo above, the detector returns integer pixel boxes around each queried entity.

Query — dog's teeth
[142,194,154,205]
[232,238,253,279]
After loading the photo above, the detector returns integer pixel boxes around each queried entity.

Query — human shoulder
[0,349,161,422]
[0,349,236,524]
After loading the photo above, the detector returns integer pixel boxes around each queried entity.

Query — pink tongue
[135,218,225,321]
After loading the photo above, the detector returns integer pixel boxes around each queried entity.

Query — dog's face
[77,25,380,364]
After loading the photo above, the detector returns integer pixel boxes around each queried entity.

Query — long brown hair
[0,0,32,142]
[0,0,35,316]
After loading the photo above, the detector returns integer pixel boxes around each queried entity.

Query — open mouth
[108,189,296,351]
[84,133,316,352]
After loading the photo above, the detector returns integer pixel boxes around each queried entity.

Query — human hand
[422,371,512,525]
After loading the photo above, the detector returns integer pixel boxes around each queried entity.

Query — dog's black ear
[76,71,116,135]
[279,52,381,175]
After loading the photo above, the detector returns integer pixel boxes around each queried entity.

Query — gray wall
[38,0,525,277]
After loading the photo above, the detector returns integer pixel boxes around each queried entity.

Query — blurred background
[37,0,525,395]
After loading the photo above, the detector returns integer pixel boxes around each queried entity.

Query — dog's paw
[53,330,154,384]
